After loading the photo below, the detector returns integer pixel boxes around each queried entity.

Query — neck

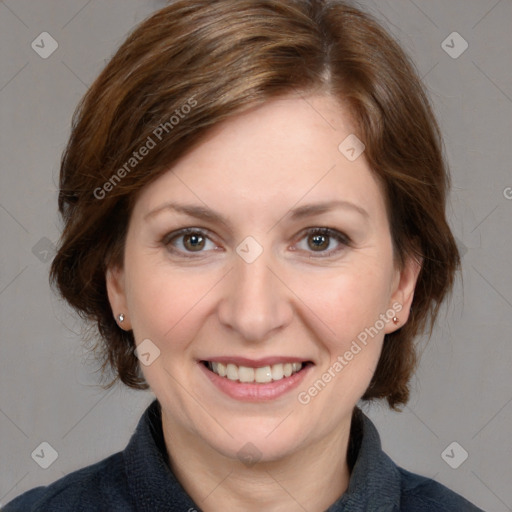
[161,411,353,512]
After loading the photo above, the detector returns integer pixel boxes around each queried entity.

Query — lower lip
[199,362,313,402]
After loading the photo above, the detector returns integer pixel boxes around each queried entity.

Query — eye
[295,228,350,257]
[162,228,218,256]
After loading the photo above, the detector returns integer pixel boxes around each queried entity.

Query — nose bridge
[218,245,292,342]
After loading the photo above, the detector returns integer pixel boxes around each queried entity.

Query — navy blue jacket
[4,400,484,511]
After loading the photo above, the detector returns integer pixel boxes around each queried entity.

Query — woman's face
[107,93,420,463]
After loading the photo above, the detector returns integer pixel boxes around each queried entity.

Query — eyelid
[293,227,351,258]
[162,227,208,245]
[162,227,221,257]
[161,226,351,259]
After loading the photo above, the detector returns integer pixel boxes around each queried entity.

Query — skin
[106,93,421,512]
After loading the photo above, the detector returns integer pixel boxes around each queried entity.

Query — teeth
[271,363,284,380]
[208,361,304,383]
[217,362,227,377]
[254,366,272,383]
[226,363,238,380]
[238,366,254,383]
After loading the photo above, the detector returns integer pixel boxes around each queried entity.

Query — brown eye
[295,228,350,257]
[308,233,330,251]
[183,233,205,251]
[163,228,217,256]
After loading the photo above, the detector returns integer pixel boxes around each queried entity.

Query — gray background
[0,0,511,510]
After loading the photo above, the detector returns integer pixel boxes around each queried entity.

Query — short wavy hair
[50,0,461,409]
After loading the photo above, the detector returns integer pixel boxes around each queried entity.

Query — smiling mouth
[202,360,313,384]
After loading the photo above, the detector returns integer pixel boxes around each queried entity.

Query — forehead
[134,94,387,224]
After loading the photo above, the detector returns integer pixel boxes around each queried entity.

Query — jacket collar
[124,400,401,511]
[124,400,198,511]
[327,407,401,511]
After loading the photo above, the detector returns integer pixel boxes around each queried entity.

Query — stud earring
[392,316,399,325]
[118,313,125,323]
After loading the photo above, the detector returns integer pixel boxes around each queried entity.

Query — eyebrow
[144,199,369,226]
[144,202,230,227]
[288,200,369,221]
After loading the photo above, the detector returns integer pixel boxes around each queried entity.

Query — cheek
[314,275,389,392]
[124,258,217,349]
[303,265,392,343]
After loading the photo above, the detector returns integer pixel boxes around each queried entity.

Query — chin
[203,416,311,464]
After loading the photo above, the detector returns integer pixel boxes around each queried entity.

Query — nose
[217,248,294,343]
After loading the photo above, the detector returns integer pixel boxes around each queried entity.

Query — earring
[118,313,125,323]
[392,316,399,325]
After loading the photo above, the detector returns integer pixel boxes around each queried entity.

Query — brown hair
[50,0,460,409]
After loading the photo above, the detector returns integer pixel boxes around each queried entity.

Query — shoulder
[398,467,484,511]
[2,452,133,512]
[346,410,484,511]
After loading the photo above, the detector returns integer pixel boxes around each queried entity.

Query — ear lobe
[106,266,132,330]
[388,254,423,330]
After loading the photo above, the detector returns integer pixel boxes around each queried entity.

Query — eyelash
[161,227,351,259]
[294,227,351,258]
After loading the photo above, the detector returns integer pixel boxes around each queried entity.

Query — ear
[385,252,423,333]
[106,265,132,330]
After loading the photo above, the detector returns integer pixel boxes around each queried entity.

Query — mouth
[201,360,314,384]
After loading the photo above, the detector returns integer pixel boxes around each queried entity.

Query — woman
[5,0,484,510]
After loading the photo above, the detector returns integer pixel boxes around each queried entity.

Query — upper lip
[200,356,313,367]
